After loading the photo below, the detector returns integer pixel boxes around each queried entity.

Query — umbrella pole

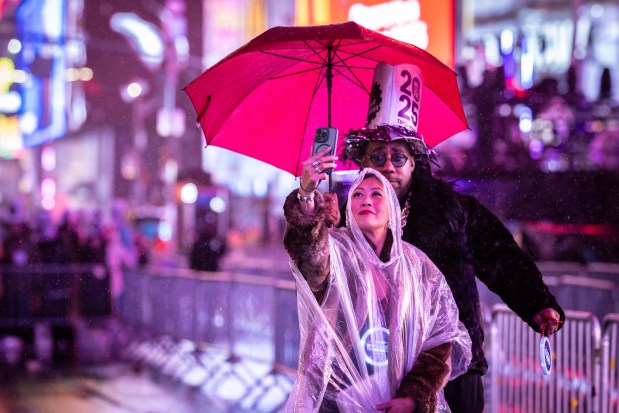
[326,46,333,128]
[326,46,333,193]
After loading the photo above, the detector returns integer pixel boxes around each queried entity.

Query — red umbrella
[184,21,468,177]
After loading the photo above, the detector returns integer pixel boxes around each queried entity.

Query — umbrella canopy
[184,21,469,177]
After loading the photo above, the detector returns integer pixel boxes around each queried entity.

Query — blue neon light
[16,0,68,147]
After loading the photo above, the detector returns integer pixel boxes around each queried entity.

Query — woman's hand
[375,397,416,412]
[300,146,338,195]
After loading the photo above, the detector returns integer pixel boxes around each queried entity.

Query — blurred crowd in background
[435,64,619,176]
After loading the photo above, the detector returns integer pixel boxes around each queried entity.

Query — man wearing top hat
[321,62,565,413]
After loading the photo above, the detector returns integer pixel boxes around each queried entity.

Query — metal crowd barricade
[490,304,601,413]
[124,261,619,412]
[122,268,149,335]
[238,278,300,411]
[584,263,619,284]
[478,262,619,326]
[536,262,618,321]
[122,267,299,412]
[600,314,619,413]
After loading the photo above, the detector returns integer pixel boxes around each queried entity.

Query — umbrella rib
[321,41,383,94]
[259,49,327,80]
[260,41,381,86]
[260,39,332,74]
[306,38,338,97]
[311,65,328,97]
[309,39,382,69]
[336,44,384,65]
[259,50,325,66]
[330,47,378,95]
[332,65,370,94]
[260,40,331,97]
[308,38,384,63]
[267,61,374,81]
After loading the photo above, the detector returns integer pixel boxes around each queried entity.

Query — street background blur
[0,0,618,411]
[0,0,617,266]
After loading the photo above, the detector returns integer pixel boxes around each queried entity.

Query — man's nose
[381,157,396,172]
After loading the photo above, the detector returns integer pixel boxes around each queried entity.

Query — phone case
[312,127,338,174]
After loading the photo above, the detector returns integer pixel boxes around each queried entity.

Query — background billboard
[295,0,455,68]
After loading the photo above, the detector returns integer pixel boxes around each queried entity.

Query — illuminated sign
[360,326,389,367]
[16,0,68,148]
[0,114,23,158]
[0,57,15,93]
[0,57,24,157]
[296,0,455,68]
[349,1,429,50]
[0,57,22,115]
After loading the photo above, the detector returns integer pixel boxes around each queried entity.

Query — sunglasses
[368,152,410,168]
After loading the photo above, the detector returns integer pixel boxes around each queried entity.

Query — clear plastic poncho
[285,168,472,413]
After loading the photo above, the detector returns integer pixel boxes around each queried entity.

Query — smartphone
[312,127,338,175]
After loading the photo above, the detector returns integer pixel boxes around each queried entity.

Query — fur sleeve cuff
[396,342,452,413]
[283,189,326,230]
[283,190,330,294]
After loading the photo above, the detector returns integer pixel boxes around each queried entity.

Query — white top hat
[366,62,423,134]
[342,63,432,166]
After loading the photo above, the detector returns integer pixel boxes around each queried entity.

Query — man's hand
[375,397,416,412]
[533,308,563,336]
[323,192,341,226]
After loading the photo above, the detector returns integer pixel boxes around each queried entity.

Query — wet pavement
[0,364,206,413]
[0,332,292,413]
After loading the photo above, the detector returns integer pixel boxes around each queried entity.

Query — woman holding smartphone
[282,148,471,413]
